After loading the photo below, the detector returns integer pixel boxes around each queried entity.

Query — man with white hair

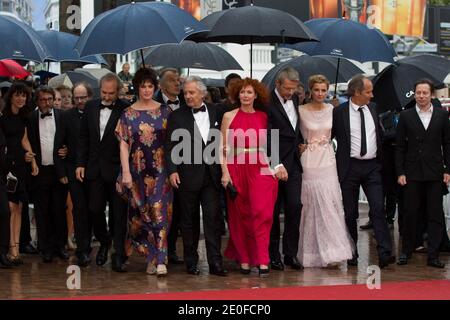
[165,76,227,277]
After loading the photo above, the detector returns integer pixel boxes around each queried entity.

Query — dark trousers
[177,173,223,268]
[88,177,127,257]
[269,168,302,261]
[19,201,32,246]
[33,166,68,255]
[402,180,444,260]
[381,144,397,221]
[0,182,10,254]
[167,191,181,256]
[68,178,91,255]
[341,159,392,259]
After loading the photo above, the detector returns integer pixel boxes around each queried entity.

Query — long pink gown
[298,104,354,267]
[224,110,278,266]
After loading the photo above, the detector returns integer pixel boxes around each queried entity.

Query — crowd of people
[0,63,449,279]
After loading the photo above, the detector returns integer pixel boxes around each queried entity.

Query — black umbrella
[373,54,450,112]
[75,2,209,66]
[189,3,317,77]
[0,14,51,62]
[262,55,364,91]
[144,41,242,71]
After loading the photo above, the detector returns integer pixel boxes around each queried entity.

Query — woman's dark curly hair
[2,82,32,118]
[132,67,159,95]
[228,78,269,111]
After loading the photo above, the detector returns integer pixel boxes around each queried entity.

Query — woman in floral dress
[116,68,173,276]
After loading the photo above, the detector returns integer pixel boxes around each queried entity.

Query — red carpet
[51,280,450,300]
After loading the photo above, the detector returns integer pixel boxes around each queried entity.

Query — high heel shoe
[8,245,23,266]
[240,264,251,275]
[258,266,269,277]
[156,264,168,277]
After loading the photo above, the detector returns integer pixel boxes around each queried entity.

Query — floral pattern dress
[115,104,173,265]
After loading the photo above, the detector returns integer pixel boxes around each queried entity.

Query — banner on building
[309,0,427,37]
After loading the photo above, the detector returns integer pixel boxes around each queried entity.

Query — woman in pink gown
[221,78,278,276]
[297,75,354,267]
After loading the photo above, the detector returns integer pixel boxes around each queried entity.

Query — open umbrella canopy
[0,59,30,78]
[190,5,317,44]
[37,30,107,65]
[75,2,209,57]
[48,70,99,91]
[144,41,242,71]
[373,54,450,112]
[262,55,363,91]
[0,14,51,62]
[285,18,396,63]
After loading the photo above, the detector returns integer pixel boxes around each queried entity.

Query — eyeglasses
[74,96,88,101]
[39,97,54,102]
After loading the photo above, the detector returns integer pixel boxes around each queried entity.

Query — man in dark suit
[0,123,13,268]
[165,76,227,277]
[56,82,94,267]
[76,74,129,272]
[27,86,69,263]
[332,74,393,268]
[396,78,450,268]
[154,68,184,265]
[267,67,303,271]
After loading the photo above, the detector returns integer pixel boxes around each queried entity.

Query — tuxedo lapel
[103,107,121,141]
[411,110,427,133]
[426,108,440,133]
[94,105,101,141]
[342,103,351,146]
[31,110,42,160]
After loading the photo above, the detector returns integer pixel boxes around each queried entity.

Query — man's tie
[168,100,180,105]
[192,105,206,114]
[100,103,114,110]
[283,98,291,104]
[358,107,367,157]
[40,112,52,119]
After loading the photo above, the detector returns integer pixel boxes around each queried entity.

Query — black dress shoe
[397,253,410,265]
[187,265,200,275]
[19,243,39,255]
[379,255,396,269]
[42,252,53,263]
[111,254,127,273]
[270,260,284,271]
[347,257,358,266]
[427,259,445,268]
[168,253,184,265]
[77,253,91,267]
[360,221,373,230]
[0,254,13,268]
[284,256,304,270]
[209,263,228,277]
[96,245,109,266]
[56,248,70,260]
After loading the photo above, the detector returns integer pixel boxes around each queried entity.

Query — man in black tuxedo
[165,76,227,277]
[154,68,184,265]
[396,79,450,268]
[76,74,129,272]
[268,67,303,271]
[56,82,94,267]
[332,75,393,268]
[0,124,13,268]
[27,86,69,263]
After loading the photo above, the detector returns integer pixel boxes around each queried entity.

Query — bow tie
[100,103,114,110]
[192,105,206,114]
[283,98,292,104]
[167,100,180,105]
[40,112,52,119]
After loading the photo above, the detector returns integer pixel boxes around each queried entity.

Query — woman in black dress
[0,82,38,265]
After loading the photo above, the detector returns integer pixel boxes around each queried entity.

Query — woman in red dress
[221,78,278,277]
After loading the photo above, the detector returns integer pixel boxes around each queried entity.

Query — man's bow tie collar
[283,98,292,104]
[40,112,52,119]
[100,103,114,110]
[192,105,206,114]
[168,100,180,105]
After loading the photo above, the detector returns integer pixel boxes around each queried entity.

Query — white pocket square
[215,121,219,126]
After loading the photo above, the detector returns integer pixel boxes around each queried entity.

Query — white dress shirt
[99,107,112,140]
[349,99,377,160]
[416,104,433,130]
[39,110,56,166]
[163,92,181,111]
[192,104,210,144]
[275,89,298,130]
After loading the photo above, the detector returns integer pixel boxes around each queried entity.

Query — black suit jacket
[0,124,6,180]
[395,106,450,181]
[267,91,303,172]
[165,104,223,192]
[27,108,64,175]
[332,101,382,182]
[76,99,130,183]
[54,108,85,181]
